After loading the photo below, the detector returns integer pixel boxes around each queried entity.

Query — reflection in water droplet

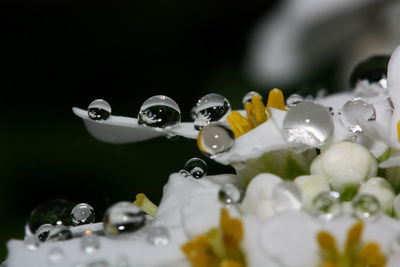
[352,194,380,221]
[88,99,111,121]
[312,191,342,220]
[242,91,262,105]
[71,203,96,226]
[81,234,100,254]
[340,98,376,134]
[192,94,231,122]
[147,226,170,246]
[283,102,334,148]
[138,95,181,129]
[286,94,303,108]
[24,235,40,250]
[48,225,72,242]
[183,158,208,179]
[273,182,302,213]
[193,117,209,131]
[218,183,242,204]
[198,123,234,158]
[35,224,54,242]
[47,247,64,263]
[349,55,390,89]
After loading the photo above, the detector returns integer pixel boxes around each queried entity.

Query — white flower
[357,177,395,215]
[294,174,330,210]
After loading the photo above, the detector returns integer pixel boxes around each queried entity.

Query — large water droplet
[81,234,100,254]
[192,93,231,122]
[88,99,111,121]
[146,226,170,246]
[349,55,390,89]
[71,203,96,226]
[272,181,302,213]
[312,191,342,220]
[103,202,146,237]
[340,98,376,134]
[286,94,303,108]
[48,225,72,242]
[138,95,181,129]
[352,194,380,221]
[181,158,208,179]
[283,102,334,148]
[218,183,242,205]
[47,247,64,263]
[198,123,234,157]
[35,224,54,242]
[242,91,262,105]
[24,235,40,250]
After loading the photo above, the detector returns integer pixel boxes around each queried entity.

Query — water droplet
[283,102,334,148]
[35,224,54,242]
[218,183,242,204]
[71,203,96,226]
[103,202,146,237]
[193,117,209,130]
[340,98,376,134]
[146,226,170,246]
[138,95,181,129]
[242,91,262,105]
[88,99,111,121]
[87,260,110,267]
[183,158,208,179]
[24,235,40,250]
[47,225,72,242]
[81,234,100,254]
[312,191,342,220]
[352,194,380,221]
[198,123,235,157]
[286,94,303,108]
[349,55,390,89]
[192,93,231,122]
[272,181,302,213]
[47,247,64,263]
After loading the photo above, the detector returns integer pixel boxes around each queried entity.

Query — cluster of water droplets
[179,157,208,179]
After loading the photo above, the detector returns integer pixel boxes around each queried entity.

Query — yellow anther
[397,121,400,141]
[346,221,363,247]
[359,242,386,267]
[220,208,243,252]
[317,231,337,252]
[227,111,252,138]
[220,259,245,267]
[133,193,158,217]
[251,94,268,125]
[244,102,255,128]
[266,88,287,111]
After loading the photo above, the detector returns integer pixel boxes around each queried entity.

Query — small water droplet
[146,226,170,246]
[242,91,262,105]
[47,247,64,263]
[183,158,208,179]
[349,55,390,89]
[103,202,146,237]
[35,224,54,242]
[88,99,111,121]
[192,93,231,122]
[312,191,342,220]
[48,225,72,242]
[340,98,376,134]
[352,194,380,221]
[272,181,302,213]
[218,183,242,204]
[286,94,303,108]
[71,203,96,226]
[81,234,100,254]
[24,235,40,250]
[283,102,334,148]
[198,123,235,157]
[138,95,181,129]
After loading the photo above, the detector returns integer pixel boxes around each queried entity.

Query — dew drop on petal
[192,93,231,122]
[218,183,242,205]
[286,94,303,108]
[47,247,64,263]
[81,234,100,254]
[103,202,146,237]
[146,226,170,246]
[340,98,376,134]
[198,123,234,157]
[71,203,96,226]
[283,102,334,148]
[138,95,181,129]
[352,194,380,221]
[312,191,342,220]
[88,99,111,121]
[272,181,302,213]
[24,235,40,251]
[242,91,262,105]
[35,224,54,242]
[183,158,208,179]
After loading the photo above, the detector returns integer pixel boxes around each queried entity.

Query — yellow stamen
[346,221,363,247]
[251,94,268,125]
[220,259,245,267]
[220,208,243,252]
[266,88,287,111]
[359,242,386,267]
[182,235,220,267]
[227,111,252,138]
[245,102,255,128]
[317,231,337,252]
[321,262,339,267]
[133,193,158,217]
[397,121,400,141]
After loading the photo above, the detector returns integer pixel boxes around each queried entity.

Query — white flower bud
[310,142,377,192]
[358,177,395,215]
[294,175,330,210]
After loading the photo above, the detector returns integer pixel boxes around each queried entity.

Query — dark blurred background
[1,0,398,261]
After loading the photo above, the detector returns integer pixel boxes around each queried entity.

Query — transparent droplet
[146,226,170,246]
[390,235,400,254]
[283,102,334,148]
[193,117,209,131]
[138,95,181,129]
[218,183,242,205]
[47,247,64,263]
[286,94,303,108]
[340,98,376,134]
[47,225,72,242]
[81,234,100,254]
[35,224,54,242]
[312,191,342,220]
[352,194,380,221]
[87,260,110,267]
[349,55,390,89]
[272,181,302,213]
[24,235,40,251]
[198,123,235,158]
[103,202,146,237]
[242,91,262,105]
[71,203,96,226]
[192,93,231,122]
[183,158,208,179]
[88,99,111,121]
